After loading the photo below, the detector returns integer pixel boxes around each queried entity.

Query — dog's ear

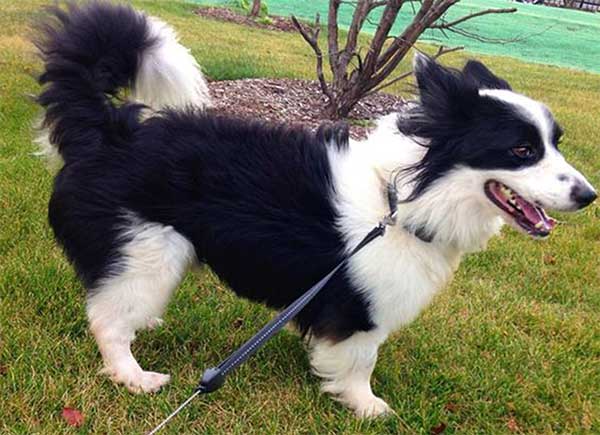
[462,60,511,90]
[413,52,458,97]
[412,52,468,110]
[400,53,482,139]
[412,51,476,124]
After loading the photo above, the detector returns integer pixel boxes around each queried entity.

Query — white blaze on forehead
[479,89,553,145]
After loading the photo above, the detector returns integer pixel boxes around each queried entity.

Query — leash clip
[379,211,397,232]
[382,182,399,230]
[375,209,397,239]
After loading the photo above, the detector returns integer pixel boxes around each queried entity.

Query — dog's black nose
[571,182,597,209]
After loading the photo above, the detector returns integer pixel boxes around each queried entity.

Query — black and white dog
[34,1,596,417]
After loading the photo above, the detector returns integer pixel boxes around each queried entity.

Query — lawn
[0,0,599,433]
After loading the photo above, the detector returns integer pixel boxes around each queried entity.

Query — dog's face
[398,53,596,239]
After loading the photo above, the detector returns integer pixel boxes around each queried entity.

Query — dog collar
[387,182,433,243]
[406,225,434,243]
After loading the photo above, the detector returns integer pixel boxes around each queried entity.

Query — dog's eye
[512,146,534,159]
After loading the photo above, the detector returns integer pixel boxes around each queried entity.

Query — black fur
[396,55,561,201]
[36,2,373,341]
[462,60,511,91]
[34,1,152,162]
[316,121,350,152]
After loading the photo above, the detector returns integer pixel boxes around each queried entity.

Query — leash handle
[147,214,393,434]
[196,263,344,392]
[196,223,388,393]
[196,367,225,393]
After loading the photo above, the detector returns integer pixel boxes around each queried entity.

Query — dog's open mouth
[484,180,557,238]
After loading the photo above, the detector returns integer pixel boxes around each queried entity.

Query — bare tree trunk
[292,0,517,119]
[249,0,261,18]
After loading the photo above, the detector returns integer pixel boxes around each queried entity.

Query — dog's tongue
[515,196,555,232]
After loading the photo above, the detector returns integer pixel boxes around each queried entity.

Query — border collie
[33,1,596,417]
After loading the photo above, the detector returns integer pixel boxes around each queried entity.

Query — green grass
[1,1,599,433]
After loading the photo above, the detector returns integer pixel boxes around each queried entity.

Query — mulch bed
[207,79,406,139]
[197,7,407,138]
[195,6,298,32]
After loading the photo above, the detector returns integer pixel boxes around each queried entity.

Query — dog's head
[396,53,596,243]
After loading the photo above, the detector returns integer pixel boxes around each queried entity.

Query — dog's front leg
[309,331,392,418]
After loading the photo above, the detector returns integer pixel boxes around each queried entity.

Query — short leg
[87,220,195,393]
[309,331,392,418]
[91,312,170,393]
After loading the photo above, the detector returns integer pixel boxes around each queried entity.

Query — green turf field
[196,0,600,73]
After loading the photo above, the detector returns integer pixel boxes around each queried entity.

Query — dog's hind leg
[309,331,392,418]
[87,218,196,393]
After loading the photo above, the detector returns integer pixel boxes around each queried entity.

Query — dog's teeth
[501,186,512,198]
[507,198,521,211]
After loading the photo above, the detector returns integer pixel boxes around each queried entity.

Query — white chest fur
[329,119,500,335]
[347,230,461,334]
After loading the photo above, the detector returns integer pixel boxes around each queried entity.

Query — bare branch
[366,70,412,95]
[443,26,528,43]
[368,1,391,11]
[430,7,516,29]
[339,0,389,5]
[292,0,521,118]
[328,0,341,74]
[291,15,333,101]
[352,50,364,72]
[366,45,463,95]
[361,0,403,76]
[432,45,464,58]
[372,0,480,85]
[339,0,373,74]
[375,0,436,71]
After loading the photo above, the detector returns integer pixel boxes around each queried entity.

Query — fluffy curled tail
[34,1,210,166]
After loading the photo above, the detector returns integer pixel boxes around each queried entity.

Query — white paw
[353,395,394,419]
[102,366,170,394]
[146,317,164,330]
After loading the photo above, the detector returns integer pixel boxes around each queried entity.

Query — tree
[249,0,262,17]
[291,0,516,119]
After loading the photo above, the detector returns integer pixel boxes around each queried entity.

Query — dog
[33,1,596,418]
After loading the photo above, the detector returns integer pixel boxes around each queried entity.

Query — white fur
[309,331,392,418]
[87,213,195,393]
[481,89,596,212]
[329,118,508,332]
[133,16,211,110]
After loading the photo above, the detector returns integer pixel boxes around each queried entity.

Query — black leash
[146,186,398,434]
